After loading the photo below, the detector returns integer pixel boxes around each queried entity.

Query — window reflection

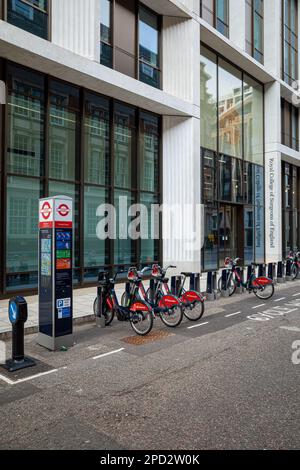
[139,6,160,88]
[114,104,135,189]
[200,47,217,152]
[7,0,48,40]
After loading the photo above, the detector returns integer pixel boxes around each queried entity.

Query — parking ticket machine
[38,196,74,351]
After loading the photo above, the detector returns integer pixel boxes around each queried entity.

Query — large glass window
[100,1,161,89]
[200,0,229,37]
[281,98,299,151]
[246,0,264,64]
[2,63,161,295]
[100,0,113,68]
[7,0,49,40]
[201,45,265,270]
[219,60,243,159]
[6,176,41,290]
[200,47,217,152]
[244,75,264,165]
[139,6,160,88]
[7,65,45,177]
[84,93,110,186]
[282,162,299,257]
[140,112,159,192]
[282,0,298,86]
[49,81,80,181]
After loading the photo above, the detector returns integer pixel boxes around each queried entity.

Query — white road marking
[292,293,300,297]
[93,348,125,360]
[0,368,58,385]
[280,326,300,332]
[226,311,241,318]
[187,322,209,330]
[274,297,286,302]
[252,304,266,309]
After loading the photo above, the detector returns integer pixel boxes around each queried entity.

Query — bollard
[268,262,274,280]
[206,272,215,301]
[282,261,287,283]
[4,297,36,372]
[235,267,243,294]
[286,259,292,281]
[171,276,181,296]
[221,269,229,297]
[190,273,201,292]
[258,264,266,277]
[277,261,284,283]
[96,272,108,328]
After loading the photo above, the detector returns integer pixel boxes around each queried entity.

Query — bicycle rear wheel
[130,308,153,336]
[254,283,274,300]
[159,295,183,328]
[184,301,205,321]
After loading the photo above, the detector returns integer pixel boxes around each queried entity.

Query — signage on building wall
[268,157,276,250]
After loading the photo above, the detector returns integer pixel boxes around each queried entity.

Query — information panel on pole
[38,196,74,351]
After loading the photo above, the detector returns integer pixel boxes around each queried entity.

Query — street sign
[38,196,74,351]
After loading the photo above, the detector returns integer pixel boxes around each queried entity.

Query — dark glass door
[218,205,239,266]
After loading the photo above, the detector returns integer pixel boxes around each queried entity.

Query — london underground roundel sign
[41,201,52,220]
[57,203,70,217]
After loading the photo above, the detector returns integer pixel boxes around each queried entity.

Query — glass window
[200,47,217,152]
[140,112,159,192]
[114,190,136,266]
[139,6,160,88]
[219,60,243,158]
[7,0,48,40]
[49,81,80,181]
[7,65,45,177]
[244,207,254,265]
[243,75,264,165]
[114,103,135,189]
[202,149,216,202]
[202,206,218,271]
[100,0,113,68]
[246,1,264,63]
[232,157,243,203]
[84,185,109,268]
[218,154,231,201]
[283,0,298,85]
[84,93,110,186]
[216,0,229,37]
[6,176,41,288]
[140,193,159,263]
[244,162,254,205]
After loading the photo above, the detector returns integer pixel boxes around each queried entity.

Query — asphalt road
[0,281,300,450]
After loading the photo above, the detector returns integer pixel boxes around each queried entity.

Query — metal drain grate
[122,329,173,345]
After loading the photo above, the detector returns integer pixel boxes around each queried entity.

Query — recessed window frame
[200,0,229,38]
[4,0,51,41]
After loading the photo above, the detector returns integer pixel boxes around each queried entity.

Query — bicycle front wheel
[160,299,183,328]
[93,297,114,326]
[254,283,274,300]
[130,309,153,336]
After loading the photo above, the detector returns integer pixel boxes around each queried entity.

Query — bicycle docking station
[206,271,218,301]
[3,297,36,373]
[38,196,74,351]
[277,261,285,284]
[95,272,108,328]
[221,269,230,298]
[286,259,292,281]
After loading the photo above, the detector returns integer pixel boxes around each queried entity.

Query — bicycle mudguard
[252,277,273,287]
[181,290,205,304]
[158,295,180,309]
[130,301,150,313]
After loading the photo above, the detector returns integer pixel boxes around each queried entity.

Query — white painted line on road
[280,326,300,332]
[93,348,125,360]
[292,293,300,297]
[252,304,266,309]
[225,311,241,318]
[274,297,286,302]
[187,322,209,330]
[0,368,58,386]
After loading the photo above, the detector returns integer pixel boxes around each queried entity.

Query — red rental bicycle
[122,266,183,328]
[147,265,205,322]
[218,258,274,299]
[287,250,300,280]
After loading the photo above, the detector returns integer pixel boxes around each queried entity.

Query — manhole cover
[122,329,173,345]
